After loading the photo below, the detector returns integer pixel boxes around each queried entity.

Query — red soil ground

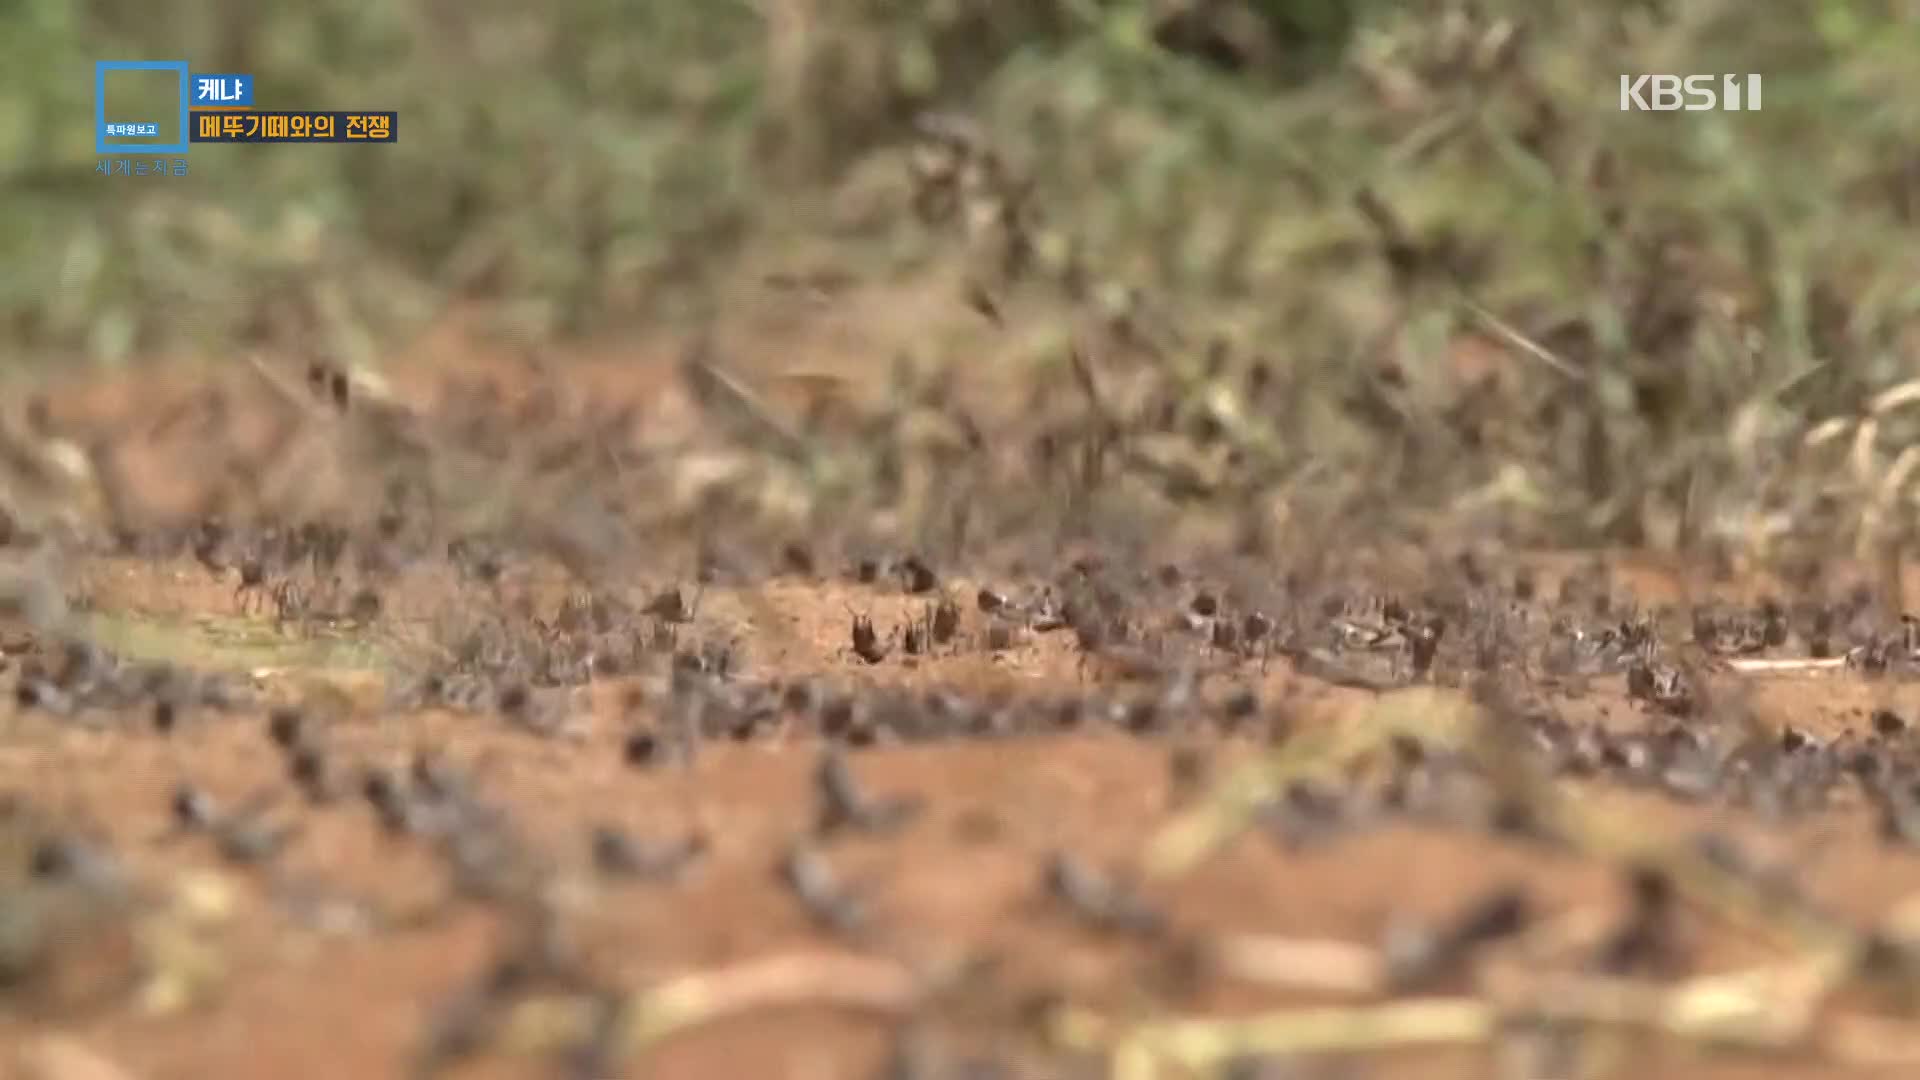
[5,332,1920,1080]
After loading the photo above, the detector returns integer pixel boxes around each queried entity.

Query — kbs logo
[1619,74,1762,111]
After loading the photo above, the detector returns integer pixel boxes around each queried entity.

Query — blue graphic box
[95,60,191,155]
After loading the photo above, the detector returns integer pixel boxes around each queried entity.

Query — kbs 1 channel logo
[94,60,397,178]
[1619,73,1762,112]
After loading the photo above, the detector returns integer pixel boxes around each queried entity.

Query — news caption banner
[95,61,396,177]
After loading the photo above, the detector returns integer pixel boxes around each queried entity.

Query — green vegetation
[9,0,1920,556]
[81,610,397,676]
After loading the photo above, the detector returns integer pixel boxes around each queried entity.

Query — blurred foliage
[0,0,1359,362]
[8,0,1920,555]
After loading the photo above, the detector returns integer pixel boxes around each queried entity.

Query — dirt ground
[9,331,1920,1080]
